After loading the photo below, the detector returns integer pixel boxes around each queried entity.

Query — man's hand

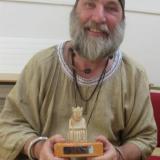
[87,135,118,160]
[33,134,67,160]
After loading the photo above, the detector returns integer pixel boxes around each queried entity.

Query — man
[0,0,157,160]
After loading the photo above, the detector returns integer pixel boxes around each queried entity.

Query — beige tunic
[0,43,157,160]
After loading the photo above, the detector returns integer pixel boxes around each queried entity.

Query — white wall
[122,12,160,86]
[0,0,160,85]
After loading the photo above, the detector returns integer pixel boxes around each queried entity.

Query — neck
[64,42,112,79]
[73,51,107,72]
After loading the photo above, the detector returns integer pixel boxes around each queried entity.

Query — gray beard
[69,9,125,61]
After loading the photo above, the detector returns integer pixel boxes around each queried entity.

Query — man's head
[72,107,83,121]
[70,0,125,61]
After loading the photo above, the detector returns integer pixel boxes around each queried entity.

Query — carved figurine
[68,106,87,142]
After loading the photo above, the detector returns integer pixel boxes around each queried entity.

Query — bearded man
[0,0,157,160]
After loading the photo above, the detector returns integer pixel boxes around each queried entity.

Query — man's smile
[86,27,109,37]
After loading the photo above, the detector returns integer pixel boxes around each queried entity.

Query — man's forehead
[76,0,123,8]
[80,0,119,3]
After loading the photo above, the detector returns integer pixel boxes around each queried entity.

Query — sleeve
[0,54,45,160]
[122,69,157,159]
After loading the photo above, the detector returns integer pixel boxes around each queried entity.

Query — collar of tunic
[57,41,122,86]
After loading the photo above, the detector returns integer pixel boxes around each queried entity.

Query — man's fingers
[46,134,66,149]
[96,135,109,144]
[95,135,112,152]
[49,134,66,143]
[39,135,66,160]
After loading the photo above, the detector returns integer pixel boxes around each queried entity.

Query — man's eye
[85,2,95,9]
[105,6,118,12]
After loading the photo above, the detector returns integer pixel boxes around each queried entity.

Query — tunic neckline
[57,41,122,86]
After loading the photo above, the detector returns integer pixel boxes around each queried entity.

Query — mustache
[84,21,110,35]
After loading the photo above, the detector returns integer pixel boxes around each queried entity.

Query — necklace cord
[86,68,106,126]
[71,49,109,102]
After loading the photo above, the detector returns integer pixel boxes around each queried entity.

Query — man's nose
[91,6,106,23]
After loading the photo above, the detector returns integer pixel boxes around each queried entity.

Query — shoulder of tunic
[121,52,148,81]
[29,45,59,67]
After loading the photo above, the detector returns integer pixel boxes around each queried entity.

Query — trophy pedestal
[54,142,103,158]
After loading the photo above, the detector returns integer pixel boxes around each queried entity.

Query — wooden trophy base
[54,142,103,158]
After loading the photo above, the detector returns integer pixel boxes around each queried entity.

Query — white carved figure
[68,106,87,142]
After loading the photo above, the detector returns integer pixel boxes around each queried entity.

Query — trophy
[54,106,103,158]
